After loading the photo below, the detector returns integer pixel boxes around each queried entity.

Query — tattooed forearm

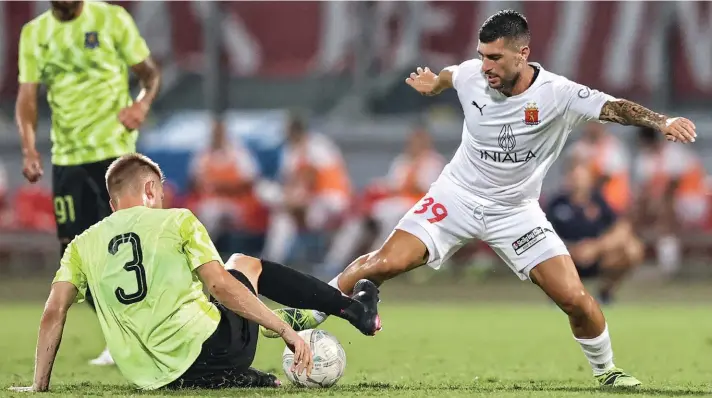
[131,57,161,107]
[599,99,667,129]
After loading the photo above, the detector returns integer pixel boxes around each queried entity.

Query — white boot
[88,347,115,366]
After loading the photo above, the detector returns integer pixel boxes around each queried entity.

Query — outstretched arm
[599,100,666,128]
[9,282,77,392]
[406,67,454,96]
[599,100,696,143]
[33,283,76,391]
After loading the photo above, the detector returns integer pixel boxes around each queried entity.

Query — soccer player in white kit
[263,10,697,387]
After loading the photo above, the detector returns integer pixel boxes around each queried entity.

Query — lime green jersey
[53,207,222,390]
[18,2,150,166]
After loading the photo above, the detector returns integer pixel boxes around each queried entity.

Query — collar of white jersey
[486,62,546,100]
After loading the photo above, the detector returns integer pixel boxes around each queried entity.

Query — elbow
[41,305,68,325]
[206,280,231,303]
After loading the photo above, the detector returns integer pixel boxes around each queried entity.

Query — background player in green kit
[15,1,161,365]
[9,154,381,392]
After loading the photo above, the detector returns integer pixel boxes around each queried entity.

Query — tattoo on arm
[130,58,161,106]
[599,99,667,129]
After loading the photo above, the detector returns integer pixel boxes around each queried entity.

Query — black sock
[258,260,359,322]
[62,242,96,312]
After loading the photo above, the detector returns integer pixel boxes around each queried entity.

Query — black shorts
[166,270,260,389]
[51,158,116,240]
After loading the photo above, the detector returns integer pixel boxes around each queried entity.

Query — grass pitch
[1,287,711,398]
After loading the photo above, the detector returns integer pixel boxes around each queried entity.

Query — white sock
[328,275,342,291]
[574,324,615,376]
[657,235,680,275]
[311,310,328,323]
[310,274,347,324]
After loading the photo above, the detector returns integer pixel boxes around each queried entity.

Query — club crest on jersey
[85,32,99,49]
[523,102,540,126]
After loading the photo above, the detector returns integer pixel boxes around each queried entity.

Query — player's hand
[405,67,440,96]
[661,117,696,143]
[22,150,44,183]
[118,102,149,131]
[282,329,313,377]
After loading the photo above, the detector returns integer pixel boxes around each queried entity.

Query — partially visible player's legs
[263,182,472,336]
[260,228,433,338]
[530,255,606,338]
[486,200,640,387]
[224,254,381,337]
[528,255,639,387]
[336,229,428,293]
[167,267,280,389]
[261,229,432,338]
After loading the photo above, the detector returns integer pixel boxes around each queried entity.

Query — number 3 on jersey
[414,197,448,223]
[108,232,147,305]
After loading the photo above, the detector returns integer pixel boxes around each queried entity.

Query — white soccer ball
[281,329,346,387]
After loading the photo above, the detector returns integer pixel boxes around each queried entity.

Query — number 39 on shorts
[413,197,448,223]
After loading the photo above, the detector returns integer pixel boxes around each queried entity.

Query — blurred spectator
[188,118,267,256]
[13,182,55,232]
[633,127,708,276]
[0,159,9,228]
[547,158,643,304]
[321,126,444,277]
[261,112,351,264]
[569,122,631,214]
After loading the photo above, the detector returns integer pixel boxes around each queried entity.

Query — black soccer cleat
[343,279,382,336]
[235,367,281,388]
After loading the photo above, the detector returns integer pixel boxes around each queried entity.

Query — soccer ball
[281,329,346,387]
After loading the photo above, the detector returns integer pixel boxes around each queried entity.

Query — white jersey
[441,59,616,206]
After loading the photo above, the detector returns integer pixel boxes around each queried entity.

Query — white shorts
[395,179,569,280]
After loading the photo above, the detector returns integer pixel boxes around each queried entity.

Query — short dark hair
[105,153,164,200]
[479,9,530,45]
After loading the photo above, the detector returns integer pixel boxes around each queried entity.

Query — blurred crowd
[1,117,711,285]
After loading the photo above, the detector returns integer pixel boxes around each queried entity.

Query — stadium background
[0,2,711,396]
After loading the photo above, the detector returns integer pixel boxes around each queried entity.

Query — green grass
[1,301,711,397]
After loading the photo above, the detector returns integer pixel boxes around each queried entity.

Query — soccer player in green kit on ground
[9,154,381,392]
[15,1,161,365]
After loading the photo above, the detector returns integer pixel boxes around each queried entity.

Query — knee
[557,287,597,318]
[225,253,263,275]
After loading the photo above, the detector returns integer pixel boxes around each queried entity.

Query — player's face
[478,38,528,90]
